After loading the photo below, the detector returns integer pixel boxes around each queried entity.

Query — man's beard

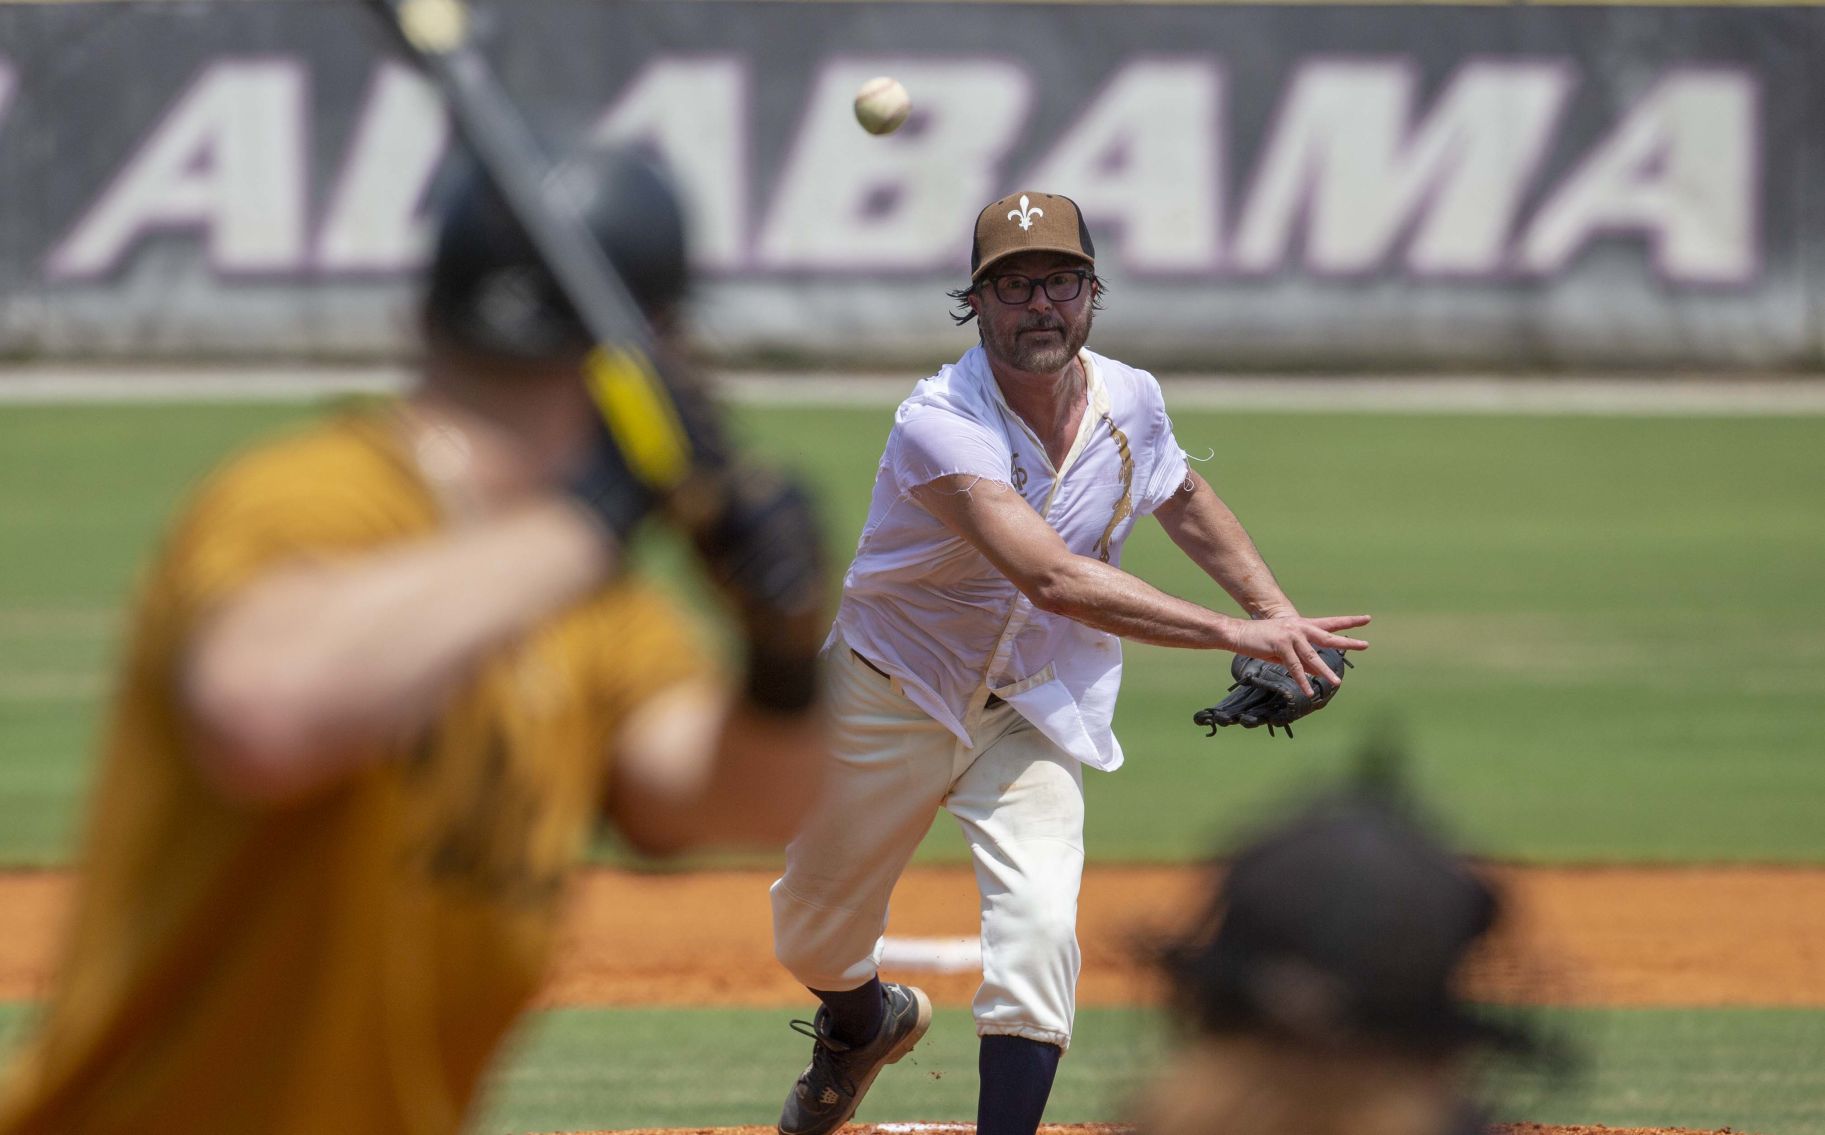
[984,308,1093,374]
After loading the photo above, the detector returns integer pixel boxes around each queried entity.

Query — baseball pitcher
[769,190,1371,1135]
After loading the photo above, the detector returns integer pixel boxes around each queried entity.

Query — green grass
[475,1005,1162,1129]
[2,403,1822,865]
[6,1000,1816,1133]
[1487,1008,1825,1135]
[447,1005,1825,1135]
[303,1001,1825,1135]
[484,1006,1825,1134]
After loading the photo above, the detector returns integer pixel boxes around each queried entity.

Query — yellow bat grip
[583,346,694,491]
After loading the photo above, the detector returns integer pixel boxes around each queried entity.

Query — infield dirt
[3,865,1807,1135]
[1,864,1820,1007]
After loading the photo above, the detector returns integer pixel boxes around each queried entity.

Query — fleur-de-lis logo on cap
[1007,194,1044,231]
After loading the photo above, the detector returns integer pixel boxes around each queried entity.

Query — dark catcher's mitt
[1194,648,1355,738]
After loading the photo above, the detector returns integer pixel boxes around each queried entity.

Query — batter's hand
[1225,614,1370,697]
[688,468,830,713]
[567,356,732,546]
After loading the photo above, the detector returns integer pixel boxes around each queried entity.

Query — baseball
[397,0,470,52]
[853,77,912,136]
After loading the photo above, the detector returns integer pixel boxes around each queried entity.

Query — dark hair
[945,275,1108,326]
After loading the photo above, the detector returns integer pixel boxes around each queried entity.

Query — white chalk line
[3,365,1825,415]
[878,935,982,974]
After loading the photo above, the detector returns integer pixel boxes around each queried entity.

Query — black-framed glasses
[983,268,1092,305]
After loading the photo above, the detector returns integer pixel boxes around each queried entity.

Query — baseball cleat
[777,981,932,1135]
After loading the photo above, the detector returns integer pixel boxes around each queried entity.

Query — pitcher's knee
[987,890,1080,965]
[1012,924,1080,984]
[771,881,880,990]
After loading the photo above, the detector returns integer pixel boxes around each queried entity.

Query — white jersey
[830,344,1190,771]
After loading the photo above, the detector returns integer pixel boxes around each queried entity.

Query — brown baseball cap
[969,191,1096,282]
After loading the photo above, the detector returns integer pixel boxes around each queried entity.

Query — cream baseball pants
[771,640,1085,1049]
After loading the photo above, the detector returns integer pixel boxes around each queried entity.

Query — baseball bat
[361,0,711,500]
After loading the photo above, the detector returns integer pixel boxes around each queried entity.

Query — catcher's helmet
[1164,787,1524,1057]
[423,144,689,361]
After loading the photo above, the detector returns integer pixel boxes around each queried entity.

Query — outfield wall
[0,0,1818,369]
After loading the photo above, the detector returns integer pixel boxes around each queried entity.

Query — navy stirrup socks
[978,1033,1062,1135]
[810,978,886,1047]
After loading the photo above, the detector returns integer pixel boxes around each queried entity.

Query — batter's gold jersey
[0,407,713,1135]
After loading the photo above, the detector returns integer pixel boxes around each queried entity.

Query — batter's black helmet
[423,144,689,361]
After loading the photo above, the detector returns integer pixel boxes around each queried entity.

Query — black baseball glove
[1194,648,1355,738]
